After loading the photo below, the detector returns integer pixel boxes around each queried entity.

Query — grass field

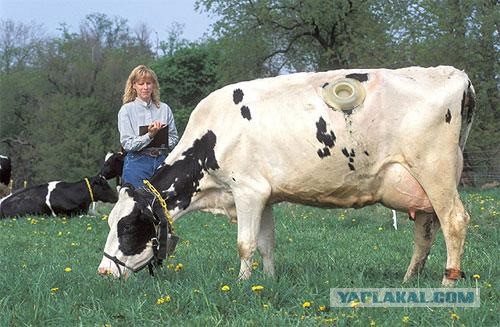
[0,189,498,326]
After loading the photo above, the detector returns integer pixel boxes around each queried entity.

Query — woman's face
[133,77,154,102]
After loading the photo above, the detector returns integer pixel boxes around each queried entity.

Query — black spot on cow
[364,150,370,156]
[150,131,220,212]
[445,109,452,123]
[461,87,475,125]
[233,89,244,104]
[241,106,252,120]
[117,203,156,255]
[315,117,336,158]
[342,147,356,170]
[345,73,368,83]
[317,147,331,158]
[322,82,329,88]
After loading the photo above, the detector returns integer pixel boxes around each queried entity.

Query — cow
[0,155,11,186]
[100,151,125,186]
[0,155,12,198]
[0,174,118,218]
[97,66,475,285]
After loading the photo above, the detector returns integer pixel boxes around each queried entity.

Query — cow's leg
[234,187,270,280]
[404,212,440,282]
[437,195,469,286]
[257,204,275,277]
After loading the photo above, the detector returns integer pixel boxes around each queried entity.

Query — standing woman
[118,65,179,187]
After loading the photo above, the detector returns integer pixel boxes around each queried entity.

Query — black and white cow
[0,155,11,186]
[98,66,476,285]
[100,151,125,186]
[0,175,118,218]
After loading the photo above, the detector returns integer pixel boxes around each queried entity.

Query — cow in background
[0,155,12,198]
[97,66,475,285]
[100,151,125,189]
[0,175,118,218]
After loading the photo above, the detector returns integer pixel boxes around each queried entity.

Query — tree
[196,0,392,83]
[152,41,220,134]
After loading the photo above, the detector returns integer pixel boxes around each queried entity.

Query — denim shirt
[118,98,179,152]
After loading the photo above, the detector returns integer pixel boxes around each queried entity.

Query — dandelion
[156,295,171,304]
[175,263,184,271]
[251,285,264,293]
[402,316,410,324]
[167,263,174,270]
[302,301,312,308]
[64,267,72,272]
[252,260,259,270]
[101,215,108,221]
[221,285,230,292]
[57,231,63,236]
[318,305,327,312]
[450,312,459,320]
[472,274,480,280]
[87,225,92,231]
[370,319,376,326]
[263,304,269,309]
[350,300,361,308]
[378,227,383,231]
[50,287,59,294]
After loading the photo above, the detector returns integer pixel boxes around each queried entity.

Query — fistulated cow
[0,175,118,218]
[97,66,475,285]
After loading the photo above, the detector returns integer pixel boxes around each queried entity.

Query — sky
[0,0,216,42]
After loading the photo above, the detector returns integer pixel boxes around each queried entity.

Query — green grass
[0,189,498,326]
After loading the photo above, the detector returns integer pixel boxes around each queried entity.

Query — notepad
[139,125,168,149]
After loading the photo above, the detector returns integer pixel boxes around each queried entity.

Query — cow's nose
[97,267,113,276]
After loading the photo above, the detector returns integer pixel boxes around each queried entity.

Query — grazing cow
[0,175,118,218]
[0,155,11,186]
[100,151,125,185]
[98,66,475,285]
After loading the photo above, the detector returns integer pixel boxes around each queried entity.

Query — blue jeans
[122,152,166,188]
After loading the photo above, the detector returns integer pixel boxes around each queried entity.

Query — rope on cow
[143,179,174,233]
[84,177,95,202]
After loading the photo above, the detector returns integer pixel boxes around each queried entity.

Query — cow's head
[100,151,125,180]
[90,175,119,203]
[98,186,176,278]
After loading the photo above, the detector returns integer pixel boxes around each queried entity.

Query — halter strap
[84,177,95,202]
[143,179,174,234]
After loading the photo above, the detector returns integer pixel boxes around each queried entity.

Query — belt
[139,148,167,157]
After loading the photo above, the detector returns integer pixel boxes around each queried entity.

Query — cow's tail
[459,80,476,152]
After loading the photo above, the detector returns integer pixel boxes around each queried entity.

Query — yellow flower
[156,295,171,304]
[221,285,230,292]
[370,319,376,326]
[64,267,72,272]
[175,263,184,271]
[318,305,327,312]
[378,227,383,231]
[101,215,108,221]
[402,316,410,323]
[472,274,480,280]
[57,231,63,236]
[87,226,92,231]
[167,263,174,270]
[50,287,59,294]
[350,300,361,308]
[302,301,312,308]
[251,285,264,293]
[252,261,259,270]
[262,304,269,309]
[450,312,459,320]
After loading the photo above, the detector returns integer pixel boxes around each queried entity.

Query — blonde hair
[122,65,161,107]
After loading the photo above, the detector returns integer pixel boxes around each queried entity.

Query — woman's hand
[148,121,166,139]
